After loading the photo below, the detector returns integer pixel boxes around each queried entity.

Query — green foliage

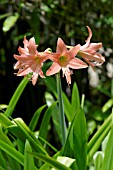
[2,13,19,32]
[24,140,36,170]
[0,77,112,169]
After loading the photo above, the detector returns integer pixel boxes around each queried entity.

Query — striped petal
[46,63,61,76]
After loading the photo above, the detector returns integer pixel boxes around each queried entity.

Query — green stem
[56,73,67,146]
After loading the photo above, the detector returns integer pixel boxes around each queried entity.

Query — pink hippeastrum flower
[14,36,49,85]
[46,38,88,85]
[78,26,105,69]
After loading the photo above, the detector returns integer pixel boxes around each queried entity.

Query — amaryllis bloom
[14,36,49,85]
[46,38,88,84]
[78,26,105,69]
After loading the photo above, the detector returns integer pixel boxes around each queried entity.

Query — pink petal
[56,38,67,54]
[14,61,20,69]
[80,43,102,54]
[23,36,29,49]
[17,67,33,76]
[41,52,59,62]
[32,73,38,85]
[13,54,33,61]
[67,44,80,59]
[18,47,29,55]
[62,67,72,85]
[81,26,92,49]
[17,62,41,76]
[88,43,102,51]
[27,37,37,55]
[68,58,88,69]
[39,69,45,78]
[79,51,105,63]
[46,63,61,76]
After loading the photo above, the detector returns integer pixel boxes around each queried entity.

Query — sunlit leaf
[2,13,19,32]
[51,156,75,170]
[93,151,104,170]
[0,104,8,110]
[31,153,71,170]
[102,99,113,113]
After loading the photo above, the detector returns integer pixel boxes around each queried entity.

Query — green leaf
[0,150,7,170]
[45,92,55,107]
[93,151,104,170]
[101,125,113,170]
[45,92,62,144]
[17,138,25,154]
[0,113,47,155]
[38,136,58,153]
[7,154,22,170]
[39,102,57,140]
[14,118,48,155]
[56,73,67,146]
[73,108,87,170]
[51,104,62,143]
[0,13,11,20]
[39,163,50,170]
[0,104,8,110]
[88,114,111,160]
[97,85,111,97]
[71,83,80,119]
[62,115,75,157]
[62,93,72,122]
[44,76,57,98]
[0,139,24,166]
[62,108,87,170]
[51,156,75,170]
[5,77,28,117]
[0,126,21,170]
[24,140,36,170]
[29,105,47,131]
[102,99,113,113]
[0,166,5,170]
[2,13,19,32]
[31,153,71,170]
[0,112,14,128]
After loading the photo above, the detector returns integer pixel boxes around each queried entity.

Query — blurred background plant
[0,0,113,169]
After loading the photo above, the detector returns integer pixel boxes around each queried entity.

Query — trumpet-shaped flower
[46,38,88,84]
[78,26,105,69]
[14,36,49,85]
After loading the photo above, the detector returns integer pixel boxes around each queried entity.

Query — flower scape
[14,26,105,85]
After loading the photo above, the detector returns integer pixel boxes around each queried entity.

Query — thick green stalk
[56,73,67,146]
